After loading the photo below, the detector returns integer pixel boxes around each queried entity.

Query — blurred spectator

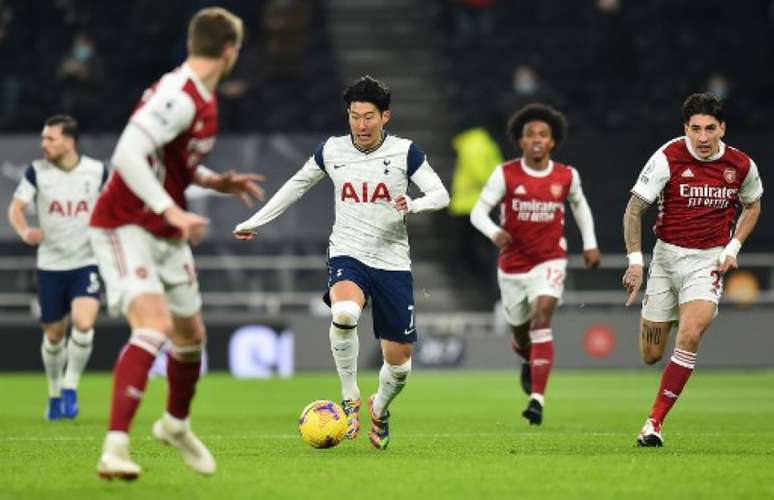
[56,33,107,129]
[706,73,730,101]
[262,0,312,80]
[447,116,503,299]
[449,0,496,46]
[497,65,564,126]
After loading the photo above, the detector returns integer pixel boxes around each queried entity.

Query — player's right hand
[492,230,512,249]
[162,205,209,242]
[622,265,643,306]
[21,227,44,246]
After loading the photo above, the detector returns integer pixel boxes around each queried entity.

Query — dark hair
[343,75,391,112]
[45,114,79,142]
[188,7,243,58]
[682,92,724,123]
[507,103,567,148]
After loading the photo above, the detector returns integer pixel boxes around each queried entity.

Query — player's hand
[392,194,411,215]
[163,205,209,243]
[492,230,512,250]
[583,248,601,269]
[21,227,44,246]
[718,255,738,273]
[214,170,266,207]
[622,265,643,306]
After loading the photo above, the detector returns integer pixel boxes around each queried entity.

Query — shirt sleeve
[407,162,450,213]
[567,168,598,250]
[631,150,670,203]
[234,157,326,232]
[130,87,196,147]
[469,165,505,241]
[13,164,37,204]
[739,159,763,204]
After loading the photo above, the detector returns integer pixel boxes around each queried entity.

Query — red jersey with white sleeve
[479,159,587,273]
[631,137,763,249]
[91,64,218,239]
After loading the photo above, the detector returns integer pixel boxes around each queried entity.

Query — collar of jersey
[351,131,387,154]
[181,63,212,102]
[520,159,554,178]
[684,136,725,162]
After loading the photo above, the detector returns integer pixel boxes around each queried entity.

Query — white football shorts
[497,258,567,326]
[641,239,723,322]
[88,225,201,317]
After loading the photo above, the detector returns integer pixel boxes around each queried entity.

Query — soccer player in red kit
[471,104,600,425]
[89,8,264,479]
[623,93,763,447]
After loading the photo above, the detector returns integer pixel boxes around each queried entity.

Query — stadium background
[0,0,773,373]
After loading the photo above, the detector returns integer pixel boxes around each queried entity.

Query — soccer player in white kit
[234,76,450,450]
[623,93,763,447]
[89,8,264,479]
[8,115,106,421]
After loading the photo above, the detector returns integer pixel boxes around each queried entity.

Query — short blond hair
[188,7,243,58]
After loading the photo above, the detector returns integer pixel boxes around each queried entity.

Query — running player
[470,103,600,425]
[233,75,450,450]
[89,7,264,479]
[623,92,762,447]
[8,114,106,420]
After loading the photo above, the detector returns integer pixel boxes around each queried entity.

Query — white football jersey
[318,134,427,270]
[14,155,108,270]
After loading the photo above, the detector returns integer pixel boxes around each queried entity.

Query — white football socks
[329,301,361,401]
[41,336,66,397]
[373,359,412,418]
[63,327,94,390]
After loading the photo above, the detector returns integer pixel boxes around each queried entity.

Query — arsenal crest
[723,168,736,184]
[550,183,563,199]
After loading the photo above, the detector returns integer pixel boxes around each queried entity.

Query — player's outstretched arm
[469,165,510,249]
[193,166,266,207]
[394,163,450,215]
[622,194,650,306]
[233,159,325,239]
[7,198,43,246]
[718,198,761,273]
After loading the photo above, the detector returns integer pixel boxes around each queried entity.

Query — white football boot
[152,413,216,475]
[636,418,664,447]
[97,431,141,480]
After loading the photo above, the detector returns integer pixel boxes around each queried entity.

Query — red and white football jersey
[479,159,584,273]
[631,137,763,249]
[91,64,218,238]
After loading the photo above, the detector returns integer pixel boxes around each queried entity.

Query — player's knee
[386,358,412,382]
[71,316,95,333]
[43,322,67,342]
[331,300,361,330]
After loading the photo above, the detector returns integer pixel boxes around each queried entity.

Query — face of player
[684,114,726,159]
[348,102,390,150]
[518,120,555,166]
[40,125,75,164]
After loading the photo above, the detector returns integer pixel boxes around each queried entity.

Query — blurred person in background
[623,92,763,447]
[89,7,264,480]
[471,103,600,426]
[7,115,107,421]
[56,33,107,129]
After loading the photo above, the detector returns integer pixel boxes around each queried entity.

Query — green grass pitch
[1,370,772,500]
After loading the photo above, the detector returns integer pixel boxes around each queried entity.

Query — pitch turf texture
[1,371,772,500]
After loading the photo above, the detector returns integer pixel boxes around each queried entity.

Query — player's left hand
[718,255,738,273]
[233,229,257,241]
[583,248,601,269]
[214,170,266,207]
[393,194,411,215]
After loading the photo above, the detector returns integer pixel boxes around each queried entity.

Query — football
[298,400,348,449]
